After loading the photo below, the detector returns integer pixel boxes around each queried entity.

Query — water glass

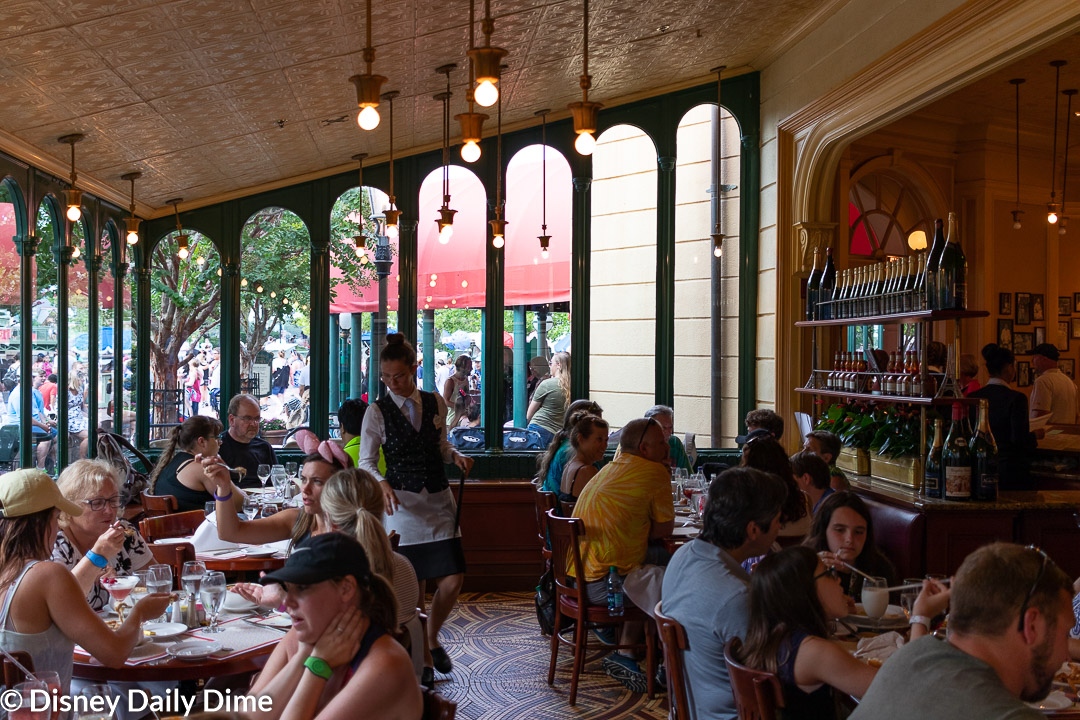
[242,497,259,521]
[900,577,923,619]
[200,571,228,633]
[181,561,206,599]
[860,576,889,619]
[204,501,216,517]
[78,684,115,720]
[285,461,298,479]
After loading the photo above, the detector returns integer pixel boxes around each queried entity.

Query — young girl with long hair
[803,492,896,599]
[537,399,604,494]
[149,415,245,512]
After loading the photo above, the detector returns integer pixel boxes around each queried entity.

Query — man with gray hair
[644,404,692,470]
[218,393,277,488]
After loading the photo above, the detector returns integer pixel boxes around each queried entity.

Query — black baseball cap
[735,427,774,445]
[1033,343,1060,361]
[259,533,371,587]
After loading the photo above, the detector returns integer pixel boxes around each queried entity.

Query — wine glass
[77,685,115,720]
[285,461,298,481]
[257,464,271,492]
[860,576,889,619]
[242,496,259,521]
[12,680,50,720]
[200,571,228,633]
[27,671,60,698]
[99,574,139,623]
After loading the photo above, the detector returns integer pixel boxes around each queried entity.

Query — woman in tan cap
[0,469,171,693]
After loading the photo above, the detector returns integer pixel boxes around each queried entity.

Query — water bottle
[606,566,624,616]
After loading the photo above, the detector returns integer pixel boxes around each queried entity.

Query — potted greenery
[866,406,934,488]
[815,402,878,476]
[260,417,287,444]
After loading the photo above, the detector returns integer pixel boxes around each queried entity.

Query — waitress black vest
[376,392,448,494]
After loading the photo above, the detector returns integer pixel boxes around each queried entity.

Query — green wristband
[304,656,332,680]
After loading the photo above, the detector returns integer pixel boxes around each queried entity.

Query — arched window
[849,172,932,258]
[66,218,90,458]
[0,181,22,437]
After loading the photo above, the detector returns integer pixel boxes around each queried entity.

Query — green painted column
[368,311,380,401]
[570,176,592,401]
[113,260,127,438]
[737,128,760,425]
[479,308,489,440]
[656,156,676,408]
[422,309,435,392]
[135,257,152,449]
[220,260,241,425]
[398,221,417,347]
[55,229,74,469]
[329,313,339,411]
[513,305,527,427]
[350,312,363,397]
[15,232,37,467]
[86,250,101,458]
[309,241,330,438]
[537,310,548,361]
[484,238,505,449]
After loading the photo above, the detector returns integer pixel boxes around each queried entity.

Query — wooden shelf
[794,387,978,405]
[795,309,989,328]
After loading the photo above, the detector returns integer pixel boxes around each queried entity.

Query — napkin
[191,515,239,553]
[853,631,905,663]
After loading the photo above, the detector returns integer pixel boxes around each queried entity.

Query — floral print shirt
[51,519,153,611]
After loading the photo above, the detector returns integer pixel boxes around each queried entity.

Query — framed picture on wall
[1000,293,1013,315]
[1059,359,1076,380]
[1072,317,1080,340]
[1061,297,1073,316]
[1014,332,1035,356]
[1074,292,1080,309]
[997,320,1014,351]
[1059,322,1071,351]
[1032,294,1045,322]
[1016,293,1031,325]
[1036,326,1046,346]
[1017,361,1032,387]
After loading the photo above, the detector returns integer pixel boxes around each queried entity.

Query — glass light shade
[1013,221,1022,230]
[386,222,399,239]
[126,230,139,245]
[713,245,723,258]
[241,278,248,287]
[541,247,549,259]
[474,80,498,107]
[574,131,596,155]
[66,205,81,222]
[70,245,80,259]
[256,284,264,293]
[355,245,365,258]
[270,291,276,298]
[1049,211,1059,224]
[438,224,453,244]
[177,246,189,259]
[461,141,481,163]
[492,235,504,249]
[196,256,205,266]
[358,105,380,130]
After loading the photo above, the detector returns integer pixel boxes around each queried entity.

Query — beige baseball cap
[0,469,83,518]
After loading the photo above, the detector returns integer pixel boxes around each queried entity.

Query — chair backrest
[139,509,206,543]
[545,510,586,607]
[147,541,196,590]
[141,489,179,517]
[654,602,691,720]
[1,650,33,687]
[0,425,20,465]
[723,637,784,720]
[421,688,457,720]
[534,488,557,552]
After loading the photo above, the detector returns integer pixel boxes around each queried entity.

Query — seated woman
[803,492,896,599]
[968,343,1038,489]
[537,399,604,495]
[52,459,153,610]
[740,437,809,538]
[248,533,422,720]
[559,414,609,501]
[0,469,170,693]
[148,416,246,513]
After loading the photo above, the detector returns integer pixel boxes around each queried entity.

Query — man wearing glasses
[851,543,1073,719]
[219,393,277,488]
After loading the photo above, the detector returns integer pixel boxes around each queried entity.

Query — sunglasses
[1017,545,1049,633]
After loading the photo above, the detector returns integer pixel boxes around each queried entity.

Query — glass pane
[0,184,21,458]
[32,203,57,469]
[590,125,657,431]
[68,219,89,459]
[97,229,113,440]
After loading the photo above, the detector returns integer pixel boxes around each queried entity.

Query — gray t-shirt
[660,538,751,720]
[851,635,1044,720]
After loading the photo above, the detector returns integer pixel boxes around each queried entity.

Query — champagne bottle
[903,254,917,313]
[819,247,836,319]
[943,403,972,500]
[924,418,944,499]
[806,247,822,320]
[936,212,967,310]
[970,399,999,501]
[924,219,945,310]
[913,250,928,311]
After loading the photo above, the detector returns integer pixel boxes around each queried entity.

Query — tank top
[444,375,469,428]
[775,631,837,720]
[0,561,75,693]
[153,452,216,512]
[343,624,387,682]
[560,456,590,499]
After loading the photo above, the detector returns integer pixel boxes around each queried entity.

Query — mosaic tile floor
[432,592,668,720]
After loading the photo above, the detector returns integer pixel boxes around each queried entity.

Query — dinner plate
[222,592,258,612]
[243,546,278,558]
[843,604,909,630]
[250,613,291,629]
[167,640,221,661]
[153,537,191,545]
[142,622,188,639]
[1027,690,1073,710]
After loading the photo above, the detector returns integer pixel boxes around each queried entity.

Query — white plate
[167,640,221,661]
[142,622,188,639]
[222,592,258,612]
[243,546,278,558]
[843,604,909,630]
[1028,690,1073,710]
[251,614,291,629]
[153,537,192,545]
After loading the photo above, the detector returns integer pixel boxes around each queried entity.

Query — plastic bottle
[606,566,624,616]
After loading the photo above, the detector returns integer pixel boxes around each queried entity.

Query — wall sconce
[58,134,85,222]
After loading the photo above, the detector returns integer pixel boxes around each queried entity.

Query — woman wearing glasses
[51,459,154,610]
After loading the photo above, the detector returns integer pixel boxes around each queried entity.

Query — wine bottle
[819,247,836,319]
[924,219,946,310]
[970,399,999,501]
[936,212,967,310]
[913,250,928,311]
[903,254,917,313]
[924,418,944,499]
[943,402,972,500]
[806,247,822,321]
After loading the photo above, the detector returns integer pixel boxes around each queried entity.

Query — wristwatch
[910,614,932,629]
[304,656,332,680]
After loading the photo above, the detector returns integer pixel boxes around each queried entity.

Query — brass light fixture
[568,0,602,156]
[536,109,551,260]
[456,0,487,163]
[468,0,507,108]
[348,0,387,131]
[490,89,507,248]
[383,90,402,239]
[167,198,189,259]
[1048,60,1067,224]
[121,172,142,244]
[436,64,458,244]
[1061,88,1076,236]
[712,66,726,257]
[351,153,369,258]
[58,133,85,222]
[1009,78,1025,230]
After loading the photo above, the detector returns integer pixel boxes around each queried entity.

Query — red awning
[0,203,21,305]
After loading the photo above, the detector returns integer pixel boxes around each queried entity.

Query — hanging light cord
[468,0,476,108]
[1064,90,1074,216]
[389,96,395,198]
[364,0,373,70]
[582,0,589,100]
[443,74,451,201]
[541,114,547,234]
[496,91,502,210]
[1015,80,1021,209]
[1051,62,1063,203]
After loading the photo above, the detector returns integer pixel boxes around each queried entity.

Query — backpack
[96,432,150,505]
[534,566,556,636]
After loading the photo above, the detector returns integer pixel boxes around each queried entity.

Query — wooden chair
[139,509,205,543]
[1,650,33,687]
[147,541,196,590]
[723,637,784,720]
[545,510,656,705]
[421,688,457,719]
[654,601,691,720]
[534,487,557,562]
[141,489,179,517]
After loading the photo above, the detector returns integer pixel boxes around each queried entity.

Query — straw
[0,646,33,678]
[883,578,951,593]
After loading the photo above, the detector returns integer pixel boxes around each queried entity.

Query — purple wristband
[213,491,233,502]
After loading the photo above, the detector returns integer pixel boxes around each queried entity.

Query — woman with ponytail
[149,416,245,512]
[526,352,571,448]
[968,342,1038,488]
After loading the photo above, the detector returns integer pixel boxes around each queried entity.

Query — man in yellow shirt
[570,416,675,692]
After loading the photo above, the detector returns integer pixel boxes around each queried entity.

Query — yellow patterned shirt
[570,453,675,582]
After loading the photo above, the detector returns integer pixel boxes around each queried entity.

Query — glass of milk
[860,576,889,619]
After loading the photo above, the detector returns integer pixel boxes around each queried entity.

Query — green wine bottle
[943,402,971,500]
[970,399,999,501]
[924,418,944,499]
[936,212,967,310]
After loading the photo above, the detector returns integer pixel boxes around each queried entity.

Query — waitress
[968,342,1038,489]
[358,333,474,688]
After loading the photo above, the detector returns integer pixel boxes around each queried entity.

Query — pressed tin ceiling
[0,0,839,213]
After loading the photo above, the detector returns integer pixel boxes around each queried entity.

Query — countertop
[851,477,1080,512]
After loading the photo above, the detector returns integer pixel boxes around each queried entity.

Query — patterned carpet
[432,592,668,720]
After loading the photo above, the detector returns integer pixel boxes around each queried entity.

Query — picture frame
[1061,296,1073,316]
[1016,292,1031,325]
[997,319,1014,352]
[1016,361,1032,388]
[1074,292,1080,310]
[1036,326,1046,346]
[1072,317,1080,340]
[1059,359,1076,381]
[1032,293,1045,322]
[1013,332,1035,356]
[1058,321,1071,352]
[1000,293,1013,315]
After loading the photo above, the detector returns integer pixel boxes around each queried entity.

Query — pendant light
[167,199,189,259]
[536,109,551,260]
[711,66,726,258]
[1048,60,1067,224]
[468,0,507,108]
[58,134,84,222]
[121,172,142,244]
[383,90,402,239]
[348,0,387,131]
[490,90,506,248]
[435,64,458,244]
[351,153,369,258]
[1009,78,1025,230]
[568,0,602,156]
[456,0,487,163]
[1060,88,1076,236]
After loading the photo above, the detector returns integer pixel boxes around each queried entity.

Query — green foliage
[328,187,394,301]
[815,402,925,458]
